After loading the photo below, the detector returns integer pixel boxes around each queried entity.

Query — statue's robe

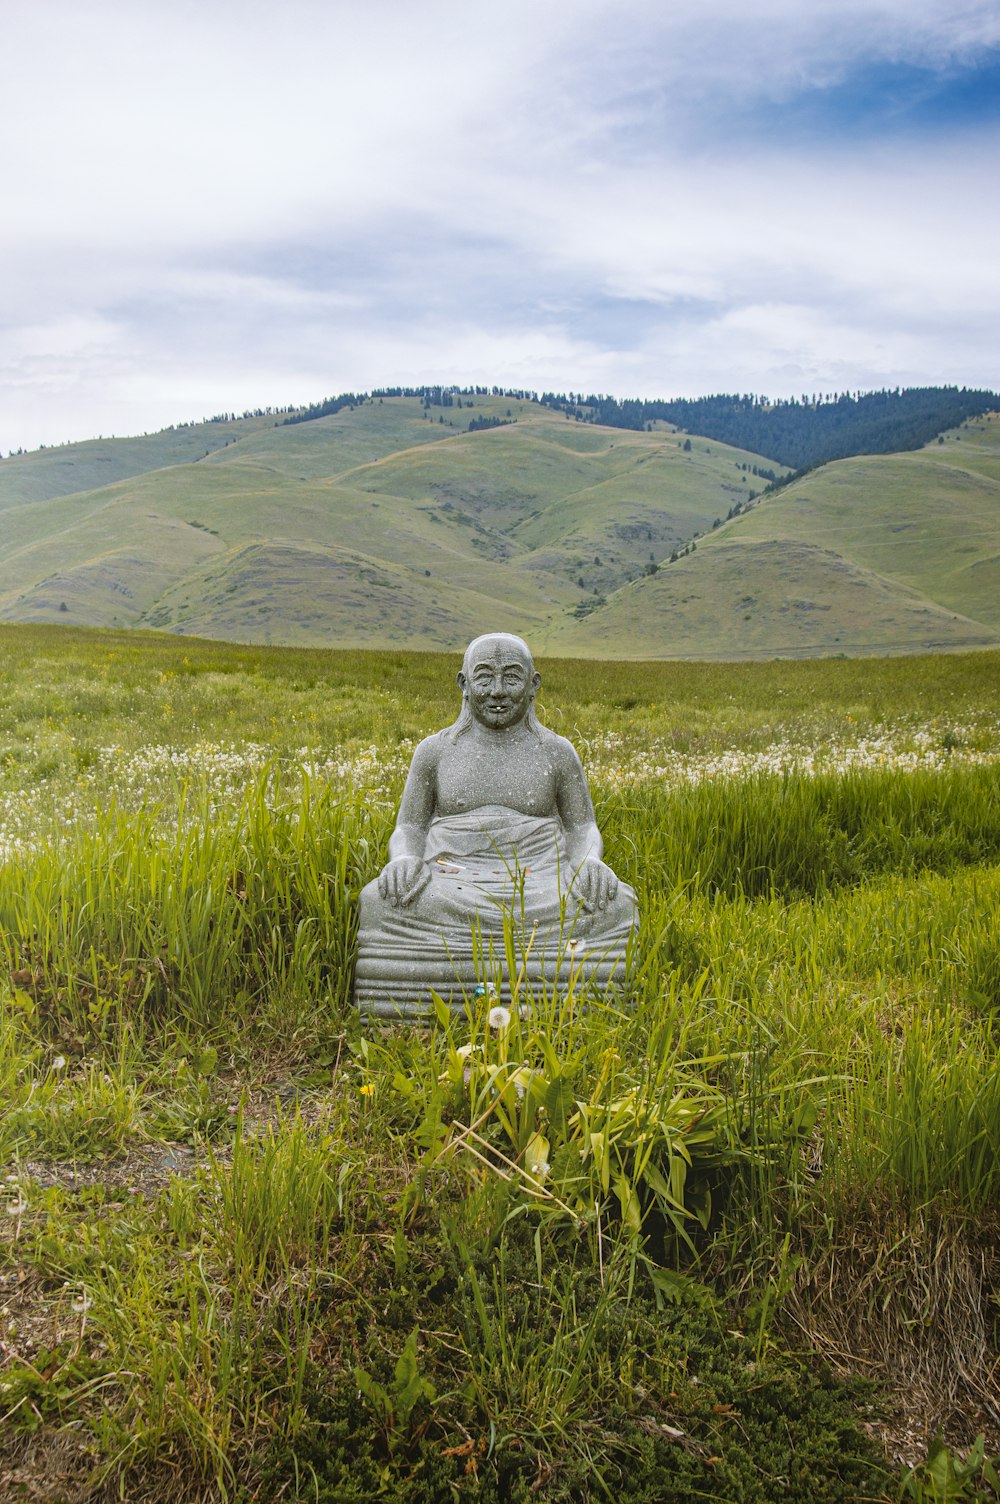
[354,805,638,1018]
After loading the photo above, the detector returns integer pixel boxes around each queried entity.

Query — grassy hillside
[204,394,487,479]
[545,539,999,658]
[3,398,998,659]
[729,412,1000,628]
[554,411,1000,658]
[0,397,774,650]
[0,414,281,509]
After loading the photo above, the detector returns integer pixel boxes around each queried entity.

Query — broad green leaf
[194,1045,217,1077]
[787,1099,818,1138]
[646,1265,695,1308]
[641,1159,672,1204]
[613,1171,642,1233]
[688,1182,713,1230]
[525,1131,550,1180]
[590,1130,610,1194]
[544,1074,576,1137]
[669,1154,688,1207]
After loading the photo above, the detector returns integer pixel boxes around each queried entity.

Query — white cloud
[2,0,998,449]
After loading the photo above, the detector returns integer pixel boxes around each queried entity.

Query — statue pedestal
[354,933,633,1020]
[354,807,637,1019]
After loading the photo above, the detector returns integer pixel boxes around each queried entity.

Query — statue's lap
[354,810,637,1015]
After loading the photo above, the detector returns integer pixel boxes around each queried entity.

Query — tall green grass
[607,762,1000,900]
[0,774,379,1038]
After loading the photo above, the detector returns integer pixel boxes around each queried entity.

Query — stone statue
[354,632,638,1017]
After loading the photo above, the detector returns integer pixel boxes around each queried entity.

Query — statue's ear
[457,671,467,691]
[531,671,541,692]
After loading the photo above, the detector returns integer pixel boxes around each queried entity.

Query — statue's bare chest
[435,737,559,817]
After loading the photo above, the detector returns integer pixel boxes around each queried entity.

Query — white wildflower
[488,1005,511,1033]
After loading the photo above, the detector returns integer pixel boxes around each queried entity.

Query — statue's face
[459,636,540,730]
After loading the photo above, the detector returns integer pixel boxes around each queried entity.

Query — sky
[3,0,1000,452]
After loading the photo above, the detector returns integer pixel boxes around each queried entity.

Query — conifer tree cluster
[537,387,998,469]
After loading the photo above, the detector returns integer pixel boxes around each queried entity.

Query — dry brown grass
[785,1200,1000,1468]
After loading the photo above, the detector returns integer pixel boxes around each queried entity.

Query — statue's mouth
[475,692,521,723]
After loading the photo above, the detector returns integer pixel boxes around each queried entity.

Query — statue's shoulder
[407,731,447,770]
[542,728,585,767]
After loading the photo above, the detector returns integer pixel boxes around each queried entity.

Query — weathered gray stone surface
[354,633,638,1018]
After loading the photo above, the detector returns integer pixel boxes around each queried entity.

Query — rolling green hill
[549,412,1000,657]
[0,395,776,650]
[729,418,1000,629]
[2,395,997,657]
[0,414,283,509]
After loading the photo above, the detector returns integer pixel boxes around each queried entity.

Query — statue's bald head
[460,632,535,681]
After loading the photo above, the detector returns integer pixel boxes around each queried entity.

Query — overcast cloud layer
[4,0,999,450]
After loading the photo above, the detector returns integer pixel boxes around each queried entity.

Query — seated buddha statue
[354,632,638,1018]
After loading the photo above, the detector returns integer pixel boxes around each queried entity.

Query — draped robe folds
[354,805,638,1018]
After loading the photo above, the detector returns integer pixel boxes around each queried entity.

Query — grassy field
[725,415,1000,631]
[1,624,999,1502]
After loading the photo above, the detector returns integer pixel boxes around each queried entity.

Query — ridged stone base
[354,942,630,1021]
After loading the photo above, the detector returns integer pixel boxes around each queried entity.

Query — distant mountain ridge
[0,388,997,659]
[0,414,282,507]
[6,382,994,481]
[273,383,1000,472]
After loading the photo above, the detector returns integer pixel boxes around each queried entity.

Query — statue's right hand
[377,857,431,907]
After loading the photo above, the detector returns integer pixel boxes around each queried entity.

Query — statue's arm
[554,739,619,912]
[378,738,438,907]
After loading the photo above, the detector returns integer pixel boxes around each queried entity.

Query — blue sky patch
[743,52,1000,143]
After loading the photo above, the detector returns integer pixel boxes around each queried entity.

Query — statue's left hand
[572,858,619,913]
[378,856,432,907]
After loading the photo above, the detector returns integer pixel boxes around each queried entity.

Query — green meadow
[1,624,999,1502]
